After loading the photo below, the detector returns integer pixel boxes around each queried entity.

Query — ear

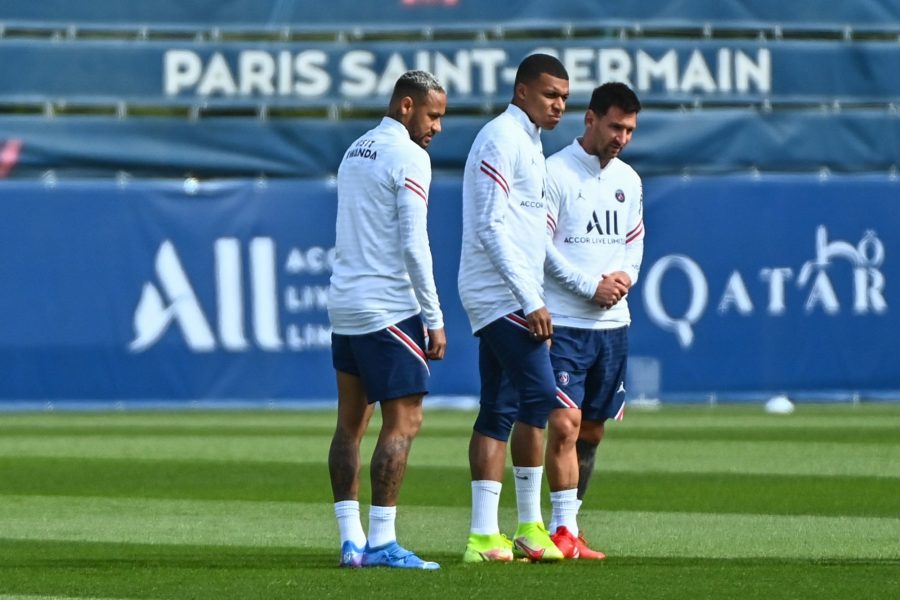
[514,82,528,102]
[399,96,415,116]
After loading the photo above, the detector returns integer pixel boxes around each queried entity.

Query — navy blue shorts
[331,314,429,404]
[473,312,557,441]
[550,325,628,423]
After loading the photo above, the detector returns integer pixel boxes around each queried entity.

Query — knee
[335,403,373,441]
[579,420,605,445]
[516,382,557,429]
[474,405,515,442]
[548,410,581,448]
[333,420,364,445]
[382,398,424,439]
[404,408,423,437]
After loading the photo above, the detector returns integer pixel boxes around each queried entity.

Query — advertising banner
[633,175,899,398]
[3,38,898,107]
[1,175,897,405]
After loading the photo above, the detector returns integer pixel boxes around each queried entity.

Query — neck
[579,137,610,168]
[510,99,537,126]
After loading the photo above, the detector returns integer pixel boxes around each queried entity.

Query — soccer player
[542,82,644,559]
[458,53,569,563]
[327,70,448,570]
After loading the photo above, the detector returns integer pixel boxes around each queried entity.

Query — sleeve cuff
[577,277,597,299]
[423,313,444,331]
[520,295,544,317]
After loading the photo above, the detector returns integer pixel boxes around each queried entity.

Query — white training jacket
[544,139,645,329]
[328,117,443,335]
[458,104,549,333]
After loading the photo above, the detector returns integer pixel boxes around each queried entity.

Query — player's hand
[525,306,553,341]
[591,273,630,309]
[605,271,632,289]
[425,328,446,360]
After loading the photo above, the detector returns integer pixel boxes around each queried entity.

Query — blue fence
[3,110,899,179]
[1,175,897,406]
[3,0,899,31]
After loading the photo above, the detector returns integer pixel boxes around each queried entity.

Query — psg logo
[615,189,626,203]
[557,371,570,385]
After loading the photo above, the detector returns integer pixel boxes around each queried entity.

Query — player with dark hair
[514,52,570,88]
[542,82,645,559]
[327,70,447,570]
[458,53,570,563]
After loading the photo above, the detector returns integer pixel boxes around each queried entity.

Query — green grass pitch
[0,404,898,599]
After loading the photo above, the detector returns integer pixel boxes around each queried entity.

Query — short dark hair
[390,70,445,105]
[514,53,569,86]
[589,82,641,116]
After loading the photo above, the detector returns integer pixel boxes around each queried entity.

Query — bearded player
[327,70,447,570]
[543,82,645,559]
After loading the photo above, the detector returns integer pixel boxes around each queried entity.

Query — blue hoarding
[2,38,898,107]
[633,175,899,398]
[0,174,898,405]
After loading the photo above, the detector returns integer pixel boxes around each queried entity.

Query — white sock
[549,497,558,533]
[550,489,579,535]
[367,505,397,548]
[334,500,366,548]
[513,466,543,524]
[470,480,502,534]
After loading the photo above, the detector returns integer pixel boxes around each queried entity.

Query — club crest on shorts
[557,371,570,385]
[615,189,625,203]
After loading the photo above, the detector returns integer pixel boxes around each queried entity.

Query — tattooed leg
[575,420,605,501]
[370,395,424,506]
[328,371,374,501]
